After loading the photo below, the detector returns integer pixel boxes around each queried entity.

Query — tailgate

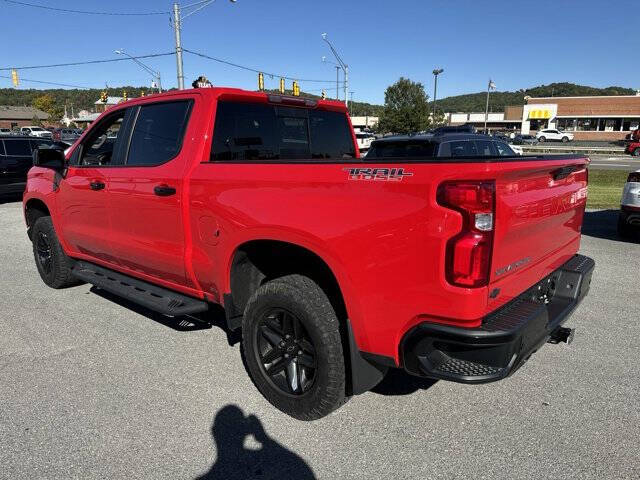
[490,159,588,285]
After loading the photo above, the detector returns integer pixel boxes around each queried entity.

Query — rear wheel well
[227,240,347,326]
[25,199,50,240]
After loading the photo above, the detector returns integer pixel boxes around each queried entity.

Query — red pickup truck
[24,87,594,420]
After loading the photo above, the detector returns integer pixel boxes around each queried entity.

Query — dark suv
[0,137,56,196]
[365,133,516,159]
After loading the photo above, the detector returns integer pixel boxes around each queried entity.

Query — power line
[1,0,169,15]
[183,48,341,84]
[0,52,175,71]
[0,74,92,89]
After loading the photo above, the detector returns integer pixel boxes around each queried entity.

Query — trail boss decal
[343,167,414,182]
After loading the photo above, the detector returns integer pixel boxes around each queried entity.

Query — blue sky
[0,0,637,104]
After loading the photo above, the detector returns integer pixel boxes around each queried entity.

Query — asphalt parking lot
[1,199,638,479]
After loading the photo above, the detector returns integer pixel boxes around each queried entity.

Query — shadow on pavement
[196,405,316,480]
[370,368,437,396]
[582,209,639,243]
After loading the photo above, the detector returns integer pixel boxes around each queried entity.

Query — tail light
[628,172,640,183]
[437,181,495,287]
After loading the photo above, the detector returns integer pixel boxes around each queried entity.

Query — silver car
[618,169,640,237]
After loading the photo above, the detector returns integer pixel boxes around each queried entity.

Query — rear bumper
[401,254,595,383]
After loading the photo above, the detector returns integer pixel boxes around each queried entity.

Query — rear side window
[126,101,192,166]
[210,101,355,161]
[444,140,478,157]
[367,141,435,158]
[4,139,31,156]
[495,142,515,156]
[475,140,497,156]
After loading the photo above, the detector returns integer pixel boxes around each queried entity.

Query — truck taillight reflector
[437,181,495,288]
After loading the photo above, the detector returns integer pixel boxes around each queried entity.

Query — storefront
[520,95,640,140]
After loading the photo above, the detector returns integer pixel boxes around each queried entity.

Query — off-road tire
[31,216,78,289]
[242,274,347,420]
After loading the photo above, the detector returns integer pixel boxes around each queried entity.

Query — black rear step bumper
[401,254,595,383]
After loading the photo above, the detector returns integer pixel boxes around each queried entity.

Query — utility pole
[432,68,444,122]
[335,66,340,100]
[484,79,496,134]
[172,2,185,90]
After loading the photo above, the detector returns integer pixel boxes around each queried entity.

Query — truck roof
[114,87,348,113]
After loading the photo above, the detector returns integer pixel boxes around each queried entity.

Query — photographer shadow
[196,405,316,480]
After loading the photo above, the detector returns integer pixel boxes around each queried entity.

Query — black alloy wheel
[36,231,53,275]
[255,308,317,395]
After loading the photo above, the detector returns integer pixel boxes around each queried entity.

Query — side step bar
[72,261,208,316]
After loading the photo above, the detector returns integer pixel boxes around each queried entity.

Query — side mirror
[33,145,65,170]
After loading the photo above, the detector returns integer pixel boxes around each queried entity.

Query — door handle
[89,180,105,191]
[154,184,176,196]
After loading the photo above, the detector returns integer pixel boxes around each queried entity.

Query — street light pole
[484,79,496,134]
[322,33,349,109]
[114,49,162,92]
[336,66,340,100]
[432,68,443,121]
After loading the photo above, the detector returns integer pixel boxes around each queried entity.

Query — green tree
[377,77,430,134]
[32,93,63,122]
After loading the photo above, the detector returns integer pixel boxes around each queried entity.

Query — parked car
[618,170,640,237]
[0,128,13,136]
[624,141,640,156]
[365,133,517,158]
[20,126,52,138]
[355,132,375,152]
[0,137,55,196]
[536,129,573,143]
[492,132,510,142]
[24,86,594,420]
[52,128,82,143]
[513,134,538,145]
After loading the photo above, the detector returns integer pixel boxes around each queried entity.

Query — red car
[23,87,594,420]
[625,141,640,156]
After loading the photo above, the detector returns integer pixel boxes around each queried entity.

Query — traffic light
[321,90,326,99]
[11,69,18,87]
[100,91,108,103]
[258,72,264,91]
[293,81,300,97]
[140,91,146,97]
[279,78,285,94]
[122,91,127,101]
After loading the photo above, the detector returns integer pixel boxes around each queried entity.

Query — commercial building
[520,95,640,140]
[0,106,49,129]
[350,115,378,132]
[447,94,640,140]
[447,112,520,132]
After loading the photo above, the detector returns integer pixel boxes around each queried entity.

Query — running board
[72,261,208,316]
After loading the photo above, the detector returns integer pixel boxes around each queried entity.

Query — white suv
[20,126,52,138]
[536,129,574,143]
[618,169,640,237]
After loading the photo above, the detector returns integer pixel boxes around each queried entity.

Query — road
[585,154,640,171]
[0,200,638,479]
